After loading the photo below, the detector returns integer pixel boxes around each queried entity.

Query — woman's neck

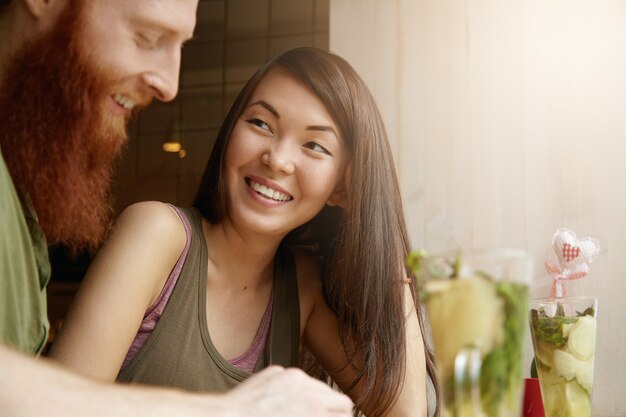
[202,219,284,291]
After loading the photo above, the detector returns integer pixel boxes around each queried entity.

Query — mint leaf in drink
[479,282,528,417]
[577,307,595,317]
[530,308,578,348]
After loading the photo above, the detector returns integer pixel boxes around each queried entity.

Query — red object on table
[522,378,545,417]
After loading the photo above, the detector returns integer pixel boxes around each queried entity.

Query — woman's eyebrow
[247,100,337,137]
[306,125,337,137]
[248,100,279,118]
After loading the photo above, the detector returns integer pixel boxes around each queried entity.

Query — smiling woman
[223,67,348,237]
[49,47,439,417]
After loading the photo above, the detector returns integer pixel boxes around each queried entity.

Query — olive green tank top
[117,207,300,392]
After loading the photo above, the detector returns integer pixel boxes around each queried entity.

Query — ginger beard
[0,4,140,253]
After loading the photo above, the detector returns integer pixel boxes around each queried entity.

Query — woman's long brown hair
[194,47,439,417]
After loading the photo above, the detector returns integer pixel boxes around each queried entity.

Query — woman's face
[223,67,349,238]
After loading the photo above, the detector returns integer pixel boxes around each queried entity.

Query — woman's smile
[245,176,293,204]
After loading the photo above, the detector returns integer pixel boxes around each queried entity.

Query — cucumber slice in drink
[553,349,579,381]
[565,381,591,417]
[568,315,596,361]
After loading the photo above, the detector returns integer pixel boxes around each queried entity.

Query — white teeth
[113,93,135,110]
[249,180,291,202]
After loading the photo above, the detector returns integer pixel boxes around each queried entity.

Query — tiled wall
[111,0,329,213]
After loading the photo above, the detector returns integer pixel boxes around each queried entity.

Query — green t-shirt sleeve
[0,150,50,355]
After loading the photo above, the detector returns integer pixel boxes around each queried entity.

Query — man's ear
[22,0,66,23]
[23,0,51,17]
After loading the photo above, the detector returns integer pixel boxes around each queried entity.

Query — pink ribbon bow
[544,260,589,298]
[544,228,600,298]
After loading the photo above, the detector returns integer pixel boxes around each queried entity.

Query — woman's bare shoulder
[112,201,185,247]
[100,201,188,296]
[117,201,184,233]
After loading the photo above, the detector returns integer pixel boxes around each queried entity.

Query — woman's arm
[393,285,429,416]
[48,201,187,382]
[299,255,427,417]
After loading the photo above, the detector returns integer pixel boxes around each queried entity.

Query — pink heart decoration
[552,228,600,271]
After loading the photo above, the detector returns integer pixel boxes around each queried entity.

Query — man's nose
[141,50,181,102]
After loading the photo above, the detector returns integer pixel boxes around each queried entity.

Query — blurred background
[49,0,626,415]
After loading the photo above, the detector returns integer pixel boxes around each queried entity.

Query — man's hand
[226,366,353,416]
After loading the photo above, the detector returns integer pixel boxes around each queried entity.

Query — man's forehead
[88,0,197,40]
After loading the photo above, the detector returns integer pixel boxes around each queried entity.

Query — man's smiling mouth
[112,93,136,110]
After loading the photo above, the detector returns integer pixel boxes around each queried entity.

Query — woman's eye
[304,142,331,155]
[246,118,271,132]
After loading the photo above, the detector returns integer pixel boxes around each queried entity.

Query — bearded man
[0,1,352,416]
[0,0,142,354]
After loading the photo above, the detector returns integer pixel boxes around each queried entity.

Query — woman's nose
[261,142,295,175]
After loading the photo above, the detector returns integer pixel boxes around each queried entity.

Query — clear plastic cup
[417,249,532,417]
[529,297,597,417]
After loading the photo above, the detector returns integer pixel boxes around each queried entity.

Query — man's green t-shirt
[0,149,50,354]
